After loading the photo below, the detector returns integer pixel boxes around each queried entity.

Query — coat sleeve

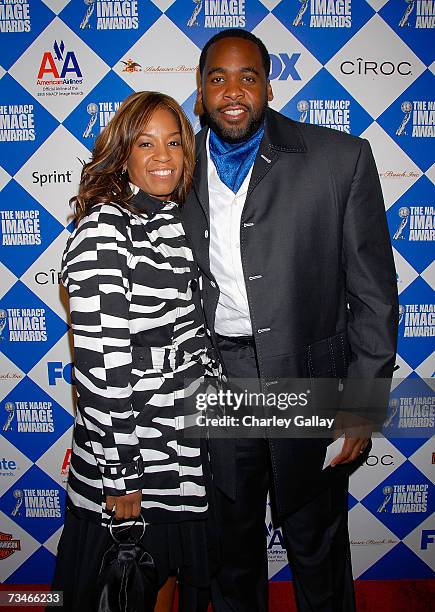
[62,204,144,497]
[341,139,399,417]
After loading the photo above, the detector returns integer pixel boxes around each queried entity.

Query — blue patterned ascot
[209,124,265,194]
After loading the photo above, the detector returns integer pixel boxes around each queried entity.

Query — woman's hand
[106,490,142,520]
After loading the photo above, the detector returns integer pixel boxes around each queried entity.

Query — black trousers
[210,336,356,612]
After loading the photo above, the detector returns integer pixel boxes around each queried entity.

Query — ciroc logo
[340,58,412,76]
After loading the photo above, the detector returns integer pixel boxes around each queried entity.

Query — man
[182,29,398,612]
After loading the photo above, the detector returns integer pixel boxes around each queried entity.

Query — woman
[51,92,217,612]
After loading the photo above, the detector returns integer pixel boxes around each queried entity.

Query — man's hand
[106,490,142,520]
[330,410,372,467]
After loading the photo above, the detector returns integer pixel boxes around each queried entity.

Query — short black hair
[199,29,270,79]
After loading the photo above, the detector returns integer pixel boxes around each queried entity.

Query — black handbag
[95,513,158,612]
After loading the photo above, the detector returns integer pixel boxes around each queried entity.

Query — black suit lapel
[192,129,210,223]
[247,107,307,197]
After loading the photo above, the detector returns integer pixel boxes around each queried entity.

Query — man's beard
[202,101,267,143]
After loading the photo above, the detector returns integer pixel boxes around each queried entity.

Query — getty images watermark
[181,377,433,439]
[195,387,335,430]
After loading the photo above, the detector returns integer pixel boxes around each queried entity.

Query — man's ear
[195,84,204,117]
[267,81,274,103]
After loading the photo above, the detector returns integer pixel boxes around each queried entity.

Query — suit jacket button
[204,230,209,238]
[210,280,216,288]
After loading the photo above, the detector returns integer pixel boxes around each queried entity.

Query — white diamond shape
[414,352,435,379]
[14,126,90,226]
[391,353,414,389]
[349,503,400,578]
[393,247,419,295]
[9,17,109,121]
[259,0,281,10]
[36,425,74,489]
[409,437,435,484]
[0,65,5,80]
[21,229,71,319]
[349,435,407,501]
[0,165,11,190]
[421,261,435,291]
[27,332,75,416]
[42,522,63,556]
[114,15,199,104]
[325,14,425,119]
[0,262,17,299]
[365,0,389,11]
[253,13,322,111]
[0,510,40,582]
[0,353,25,401]
[41,0,70,13]
[151,0,175,10]
[0,435,33,497]
[360,122,422,209]
[426,162,435,185]
[402,512,435,572]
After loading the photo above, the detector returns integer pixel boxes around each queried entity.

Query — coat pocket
[306,331,350,378]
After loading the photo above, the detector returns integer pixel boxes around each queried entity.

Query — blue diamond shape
[378,70,434,172]
[2,463,67,542]
[387,176,435,273]
[0,75,58,176]
[59,0,161,67]
[273,0,375,65]
[0,0,54,70]
[280,68,373,136]
[0,282,68,373]
[5,545,57,584]
[359,541,435,579]
[0,376,73,461]
[166,0,269,50]
[396,278,434,370]
[380,0,434,66]
[362,461,434,539]
[63,70,134,151]
[0,181,64,278]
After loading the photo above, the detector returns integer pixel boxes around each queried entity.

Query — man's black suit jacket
[182,108,399,517]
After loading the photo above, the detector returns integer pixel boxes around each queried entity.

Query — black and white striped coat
[62,190,214,527]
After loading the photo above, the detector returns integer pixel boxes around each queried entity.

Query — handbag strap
[108,513,146,545]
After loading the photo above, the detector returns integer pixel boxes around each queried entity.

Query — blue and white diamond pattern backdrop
[0,0,433,585]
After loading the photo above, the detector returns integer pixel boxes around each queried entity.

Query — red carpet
[1,580,434,611]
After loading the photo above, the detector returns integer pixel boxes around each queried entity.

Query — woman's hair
[71,91,195,221]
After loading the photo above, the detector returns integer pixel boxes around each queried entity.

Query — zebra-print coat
[62,190,215,528]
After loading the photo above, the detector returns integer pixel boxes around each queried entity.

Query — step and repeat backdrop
[0,0,434,586]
